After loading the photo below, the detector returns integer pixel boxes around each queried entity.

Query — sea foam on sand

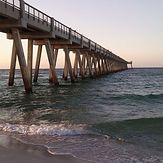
[0,135,92,163]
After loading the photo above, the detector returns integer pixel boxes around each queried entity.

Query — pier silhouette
[0,0,130,92]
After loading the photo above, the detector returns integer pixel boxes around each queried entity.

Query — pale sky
[0,0,163,68]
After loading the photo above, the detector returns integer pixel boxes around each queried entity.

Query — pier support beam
[128,61,133,69]
[102,59,106,74]
[110,61,115,72]
[107,60,112,72]
[8,42,17,86]
[27,39,33,85]
[76,50,84,79]
[12,28,32,93]
[86,53,93,77]
[100,59,104,75]
[49,48,58,83]
[33,45,42,83]
[81,54,86,76]
[104,59,109,74]
[97,56,101,75]
[63,54,68,80]
[92,54,98,76]
[73,51,78,78]
[45,39,59,85]
[64,47,74,82]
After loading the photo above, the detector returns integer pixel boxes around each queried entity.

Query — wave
[0,123,89,136]
[110,93,163,102]
[92,117,163,149]
[92,117,163,134]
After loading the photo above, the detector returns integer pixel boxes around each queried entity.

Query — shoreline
[0,135,92,163]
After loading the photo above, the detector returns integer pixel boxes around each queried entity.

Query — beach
[0,135,91,163]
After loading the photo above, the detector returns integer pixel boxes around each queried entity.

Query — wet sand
[0,135,92,163]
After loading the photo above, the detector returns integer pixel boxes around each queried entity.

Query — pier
[0,0,130,92]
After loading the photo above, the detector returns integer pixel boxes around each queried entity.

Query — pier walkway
[0,0,130,92]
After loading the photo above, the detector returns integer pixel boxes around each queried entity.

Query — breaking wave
[0,123,89,136]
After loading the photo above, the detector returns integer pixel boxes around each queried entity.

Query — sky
[0,0,163,68]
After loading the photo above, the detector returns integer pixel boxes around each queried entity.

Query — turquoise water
[0,68,163,162]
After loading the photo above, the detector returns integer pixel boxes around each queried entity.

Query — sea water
[0,68,163,163]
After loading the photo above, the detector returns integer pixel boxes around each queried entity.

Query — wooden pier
[0,0,130,92]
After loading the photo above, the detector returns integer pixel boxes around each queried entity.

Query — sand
[0,135,92,163]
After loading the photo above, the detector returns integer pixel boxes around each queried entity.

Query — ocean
[0,68,163,163]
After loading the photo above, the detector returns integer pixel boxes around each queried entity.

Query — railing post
[69,28,72,41]
[12,0,15,11]
[50,17,55,38]
[5,0,7,8]
[19,0,27,27]
[51,17,54,30]
[95,43,97,52]
[89,40,91,51]
[80,35,83,47]
[20,0,25,18]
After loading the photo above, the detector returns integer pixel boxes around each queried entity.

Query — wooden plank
[33,45,42,83]
[8,41,17,86]
[12,28,32,93]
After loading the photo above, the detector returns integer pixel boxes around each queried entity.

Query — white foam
[0,123,88,136]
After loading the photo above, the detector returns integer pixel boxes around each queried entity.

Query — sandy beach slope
[0,135,92,163]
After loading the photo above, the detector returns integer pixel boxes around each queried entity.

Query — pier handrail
[24,2,51,24]
[1,0,20,9]
[53,19,70,35]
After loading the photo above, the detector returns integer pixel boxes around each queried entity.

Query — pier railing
[24,3,51,25]
[1,0,20,9]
